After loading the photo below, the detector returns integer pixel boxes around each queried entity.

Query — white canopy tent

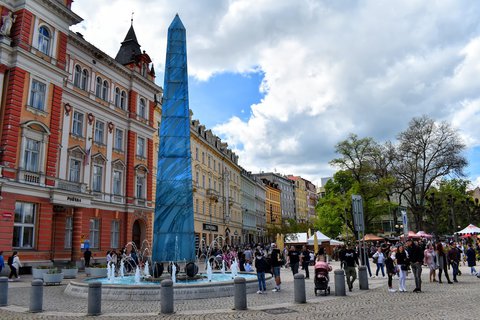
[456,224,480,235]
[307,231,331,245]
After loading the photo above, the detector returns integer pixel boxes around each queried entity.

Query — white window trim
[68,156,83,183]
[112,169,124,196]
[27,77,48,113]
[71,111,84,137]
[137,96,148,120]
[92,164,104,193]
[136,136,146,158]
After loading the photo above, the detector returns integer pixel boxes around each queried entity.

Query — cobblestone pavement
[1,262,480,319]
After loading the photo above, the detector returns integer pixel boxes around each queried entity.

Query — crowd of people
[337,239,480,293]
[202,243,325,294]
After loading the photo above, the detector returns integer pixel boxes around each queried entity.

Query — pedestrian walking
[424,244,437,282]
[385,247,397,292]
[395,245,408,292]
[372,247,385,277]
[254,250,267,294]
[8,251,21,281]
[406,239,424,292]
[270,243,282,292]
[84,248,92,267]
[466,243,477,275]
[436,242,452,284]
[447,242,460,283]
[343,244,359,292]
[300,245,310,279]
[287,245,300,276]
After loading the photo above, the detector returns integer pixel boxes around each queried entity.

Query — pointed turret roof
[115,25,142,65]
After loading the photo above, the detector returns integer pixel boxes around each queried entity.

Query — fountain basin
[64,272,274,300]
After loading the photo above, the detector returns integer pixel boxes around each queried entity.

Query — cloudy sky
[71,0,480,187]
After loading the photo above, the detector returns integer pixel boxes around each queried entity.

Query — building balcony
[56,179,87,193]
[207,188,219,201]
[17,169,45,186]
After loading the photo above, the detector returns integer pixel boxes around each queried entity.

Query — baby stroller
[314,261,331,296]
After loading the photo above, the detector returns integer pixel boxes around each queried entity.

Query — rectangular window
[111,220,119,249]
[213,159,216,171]
[89,218,100,249]
[136,174,145,199]
[195,199,199,214]
[29,80,46,111]
[24,138,40,172]
[202,152,205,164]
[202,175,205,189]
[114,129,123,151]
[72,111,84,137]
[65,216,73,249]
[69,158,81,182]
[137,137,145,157]
[94,121,105,144]
[13,202,36,249]
[195,147,198,160]
[113,170,122,195]
[92,165,103,192]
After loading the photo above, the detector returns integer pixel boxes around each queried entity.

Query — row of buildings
[0,0,318,266]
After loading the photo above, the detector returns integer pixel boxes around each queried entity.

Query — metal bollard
[358,266,369,290]
[87,282,102,316]
[293,273,306,303]
[161,279,174,314]
[0,277,8,307]
[29,280,43,313]
[334,269,346,296]
[234,277,247,310]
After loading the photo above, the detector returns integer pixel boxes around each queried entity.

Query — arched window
[120,91,127,110]
[114,87,121,107]
[73,65,81,87]
[81,69,88,90]
[38,26,51,55]
[138,98,146,119]
[95,77,102,97]
[102,80,109,101]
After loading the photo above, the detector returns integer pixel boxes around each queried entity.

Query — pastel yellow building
[262,179,282,236]
[288,176,308,223]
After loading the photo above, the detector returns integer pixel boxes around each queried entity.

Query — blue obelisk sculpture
[152,14,195,262]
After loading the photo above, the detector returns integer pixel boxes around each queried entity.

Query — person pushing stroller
[314,258,332,295]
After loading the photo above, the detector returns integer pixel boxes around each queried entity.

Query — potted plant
[32,265,51,279]
[61,262,78,279]
[89,264,108,277]
[43,268,64,285]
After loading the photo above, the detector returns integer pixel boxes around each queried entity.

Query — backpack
[7,255,14,266]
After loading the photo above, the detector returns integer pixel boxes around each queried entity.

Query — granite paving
[1,261,479,319]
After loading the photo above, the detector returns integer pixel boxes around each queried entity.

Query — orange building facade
[0,1,161,267]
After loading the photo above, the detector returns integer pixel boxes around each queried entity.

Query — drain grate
[262,307,297,315]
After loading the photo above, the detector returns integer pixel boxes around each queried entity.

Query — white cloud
[72,0,480,183]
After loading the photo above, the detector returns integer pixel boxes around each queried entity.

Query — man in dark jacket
[406,240,424,292]
[447,242,461,282]
[343,244,359,292]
